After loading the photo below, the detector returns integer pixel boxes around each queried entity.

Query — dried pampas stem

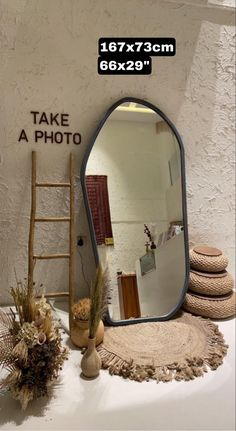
[89,265,104,339]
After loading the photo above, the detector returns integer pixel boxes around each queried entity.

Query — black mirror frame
[81,97,190,326]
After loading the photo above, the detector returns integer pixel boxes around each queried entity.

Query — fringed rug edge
[97,314,228,383]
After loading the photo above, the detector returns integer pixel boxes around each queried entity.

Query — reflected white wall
[87,118,180,318]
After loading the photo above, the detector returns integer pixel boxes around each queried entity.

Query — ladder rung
[36,182,71,187]
[34,254,70,259]
[35,217,71,222]
[36,292,69,298]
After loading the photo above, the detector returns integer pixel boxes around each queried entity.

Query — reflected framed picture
[140,252,156,276]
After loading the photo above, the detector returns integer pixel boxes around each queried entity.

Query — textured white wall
[0,0,235,304]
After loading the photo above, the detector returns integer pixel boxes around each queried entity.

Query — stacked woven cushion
[183,245,235,319]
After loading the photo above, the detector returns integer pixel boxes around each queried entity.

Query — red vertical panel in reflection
[85,175,113,245]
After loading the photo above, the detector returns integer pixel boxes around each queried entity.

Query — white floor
[0,305,235,431]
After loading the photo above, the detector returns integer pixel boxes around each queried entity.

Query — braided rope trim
[190,250,228,273]
[183,292,236,319]
[189,271,234,296]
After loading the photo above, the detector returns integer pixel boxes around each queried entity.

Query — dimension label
[98,55,152,75]
[99,38,176,56]
[98,38,175,75]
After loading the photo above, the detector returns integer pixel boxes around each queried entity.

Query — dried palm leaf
[0,337,15,368]
[0,310,19,342]
[0,309,14,332]
[0,309,16,369]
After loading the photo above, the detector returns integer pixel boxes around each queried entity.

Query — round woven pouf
[189,270,234,296]
[189,246,228,273]
[183,291,236,319]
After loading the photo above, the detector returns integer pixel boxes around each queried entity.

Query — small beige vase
[81,337,102,379]
[71,319,104,348]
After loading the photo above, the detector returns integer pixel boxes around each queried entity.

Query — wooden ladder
[28,150,75,331]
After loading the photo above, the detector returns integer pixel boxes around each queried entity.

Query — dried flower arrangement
[0,280,68,410]
[72,298,91,321]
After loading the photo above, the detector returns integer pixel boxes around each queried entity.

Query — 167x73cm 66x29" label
[98,38,176,75]
[98,56,151,75]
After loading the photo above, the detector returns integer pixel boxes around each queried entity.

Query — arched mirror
[81,98,189,325]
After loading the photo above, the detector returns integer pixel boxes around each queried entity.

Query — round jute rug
[97,312,228,383]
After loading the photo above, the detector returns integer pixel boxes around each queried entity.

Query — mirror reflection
[85,101,186,321]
